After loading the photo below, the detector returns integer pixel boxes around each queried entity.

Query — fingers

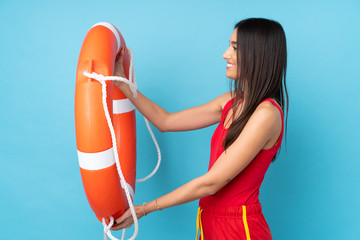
[116,49,125,64]
[117,47,125,57]
[115,48,125,64]
[111,218,133,230]
[120,48,125,61]
[110,204,143,231]
[111,209,132,231]
[115,209,131,224]
[114,49,127,78]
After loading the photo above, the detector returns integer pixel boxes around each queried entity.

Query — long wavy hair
[223,18,289,161]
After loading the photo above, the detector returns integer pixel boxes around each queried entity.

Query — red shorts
[196,203,272,240]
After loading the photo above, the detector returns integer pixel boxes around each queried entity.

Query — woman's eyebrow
[230,41,237,45]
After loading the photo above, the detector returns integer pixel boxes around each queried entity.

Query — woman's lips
[226,63,235,69]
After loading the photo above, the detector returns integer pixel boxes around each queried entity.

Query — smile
[226,63,235,69]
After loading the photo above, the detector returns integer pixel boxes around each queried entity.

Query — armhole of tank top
[220,98,234,123]
[261,98,284,150]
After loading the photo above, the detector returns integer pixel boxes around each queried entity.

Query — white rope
[102,217,126,240]
[83,48,162,240]
[135,118,161,182]
[83,72,138,98]
[97,75,138,240]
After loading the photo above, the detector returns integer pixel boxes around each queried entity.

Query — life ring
[75,22,136,222]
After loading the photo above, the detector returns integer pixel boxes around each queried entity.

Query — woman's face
[223,29,238,79]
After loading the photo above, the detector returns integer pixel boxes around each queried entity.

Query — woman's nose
[223,48,230,60]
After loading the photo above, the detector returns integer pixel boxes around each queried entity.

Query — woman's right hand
[114,48,127,80]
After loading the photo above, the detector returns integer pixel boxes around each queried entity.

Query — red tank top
[199,98,284,207]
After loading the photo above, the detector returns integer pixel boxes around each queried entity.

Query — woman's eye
[233,47,237,50]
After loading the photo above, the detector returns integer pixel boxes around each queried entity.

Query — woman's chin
[225,73,236,80]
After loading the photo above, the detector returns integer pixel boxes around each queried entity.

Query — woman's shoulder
[217,91,234,110]
[253,98,283,124]
[258,98,283,115]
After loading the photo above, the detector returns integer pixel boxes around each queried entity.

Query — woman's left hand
[111,205,145,230]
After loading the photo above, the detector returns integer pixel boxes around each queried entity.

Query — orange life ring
[75,22,136,222]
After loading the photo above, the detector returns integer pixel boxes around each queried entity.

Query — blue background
[1,0,359,239]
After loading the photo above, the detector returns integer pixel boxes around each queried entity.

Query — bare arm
[111,102,282,230]
[114,49,231,132]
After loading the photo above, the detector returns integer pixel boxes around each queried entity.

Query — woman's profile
[110,18,288,240]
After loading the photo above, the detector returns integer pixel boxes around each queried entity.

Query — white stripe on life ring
[91,22,122,53]
[113,99,135,114]
[78,148,115,170]
[78,148,135,200]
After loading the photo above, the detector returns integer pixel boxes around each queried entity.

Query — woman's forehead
[230,29,237,41]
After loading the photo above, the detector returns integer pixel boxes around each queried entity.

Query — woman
[111,18,288,240]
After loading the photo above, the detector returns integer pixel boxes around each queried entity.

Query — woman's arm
[111,101,282,230]
[113,49,231,132]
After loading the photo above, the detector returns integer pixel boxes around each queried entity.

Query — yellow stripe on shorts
[195,207,204,240]
[242,205,251,240]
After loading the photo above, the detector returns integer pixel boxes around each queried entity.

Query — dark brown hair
[224,18,289,161]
